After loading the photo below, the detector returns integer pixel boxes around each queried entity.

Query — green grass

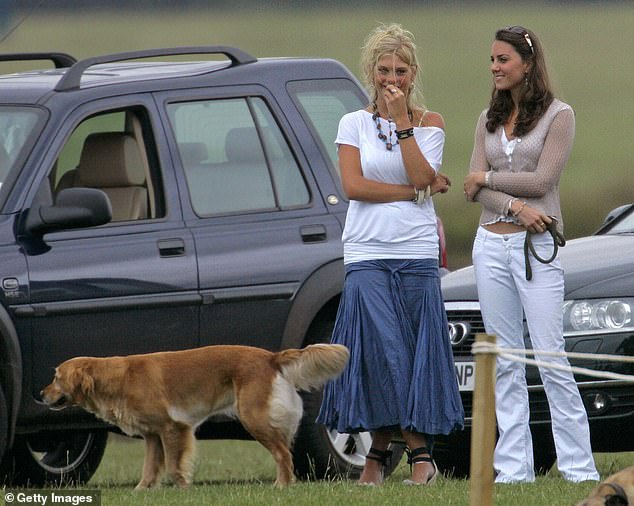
[80,434,633,505]
[1,5,632,268]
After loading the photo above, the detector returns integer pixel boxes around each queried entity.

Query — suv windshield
[0,106,46,195]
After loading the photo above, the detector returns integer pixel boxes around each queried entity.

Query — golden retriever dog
[576,466,634,506]
[41,343,349,489]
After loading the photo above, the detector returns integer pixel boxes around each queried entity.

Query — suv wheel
[1,430,108,486]
[293,387,405,480]
[291,315,405,480]
[0,388,7,461]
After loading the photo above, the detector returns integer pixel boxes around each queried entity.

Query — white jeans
[472,226,599,483]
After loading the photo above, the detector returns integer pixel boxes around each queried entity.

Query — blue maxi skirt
[317,259,464,435]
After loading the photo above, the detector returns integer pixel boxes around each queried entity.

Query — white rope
[498,352,634,382]
[472,342,634,363]
[471,341,634,382]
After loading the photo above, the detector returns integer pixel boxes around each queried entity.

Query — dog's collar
[600,482,628,505]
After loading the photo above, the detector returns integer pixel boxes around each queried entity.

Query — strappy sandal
[359,447,392,486]
[403,446,438,486]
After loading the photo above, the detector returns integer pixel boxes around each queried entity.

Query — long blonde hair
[360,23,425,114]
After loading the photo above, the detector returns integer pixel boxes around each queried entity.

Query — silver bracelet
[412,186,430,205]
[511,200,527,217]
[506,197,518,216]
[485,171,491,188]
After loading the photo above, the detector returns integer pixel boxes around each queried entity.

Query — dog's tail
[274,344,349,392]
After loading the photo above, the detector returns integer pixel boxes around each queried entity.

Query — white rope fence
[468,334,634,506]
[471,342,634,382]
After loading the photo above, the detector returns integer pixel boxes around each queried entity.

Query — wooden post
[469,333,497,506]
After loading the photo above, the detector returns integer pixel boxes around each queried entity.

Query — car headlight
[563,298,634,334]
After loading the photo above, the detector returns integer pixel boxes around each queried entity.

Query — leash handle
[523,218,566,280]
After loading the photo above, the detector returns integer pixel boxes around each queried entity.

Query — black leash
[523,217,565,281]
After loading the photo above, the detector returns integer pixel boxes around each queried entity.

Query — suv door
[16,98,199,399]
[160,89,343,350]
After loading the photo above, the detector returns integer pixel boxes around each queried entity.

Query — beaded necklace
[371,103,413,151]
[372,103,396,151]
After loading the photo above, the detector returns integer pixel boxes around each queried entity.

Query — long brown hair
[486,26,554,136]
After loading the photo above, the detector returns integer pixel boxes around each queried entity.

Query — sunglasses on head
[505,25,535,55]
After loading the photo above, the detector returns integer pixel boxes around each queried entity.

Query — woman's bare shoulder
[419,110,445,130]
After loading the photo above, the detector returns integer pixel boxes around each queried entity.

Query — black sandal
[365,447,392,467]
[403,446,438,486]
[359,447,392,486]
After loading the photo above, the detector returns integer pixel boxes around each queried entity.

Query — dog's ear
[601,482,630,506]
[69,362,95,397]
[605,494,628,506]
[79,366,95,396]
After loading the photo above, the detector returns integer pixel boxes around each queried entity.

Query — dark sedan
[435,204,634,477]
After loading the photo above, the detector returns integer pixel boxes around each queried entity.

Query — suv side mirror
[602,205,630,225]
[24,187,112,236]
[595,204,632,234]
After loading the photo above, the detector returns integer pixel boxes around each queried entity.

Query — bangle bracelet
[511,200,527,217]
[412,186,430,205]
[507,197,518,216]
[395,127,414,140]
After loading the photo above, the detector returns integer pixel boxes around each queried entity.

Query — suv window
[0,106,46,201]
[168,97,309,216]
[52,108,164,221]
[287,79,367,178]
[55,111,126,184]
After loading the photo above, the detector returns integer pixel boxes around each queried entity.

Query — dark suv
[0,47,449,485]
[438,204,634,477]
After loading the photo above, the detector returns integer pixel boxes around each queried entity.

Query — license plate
[455,361,475,391]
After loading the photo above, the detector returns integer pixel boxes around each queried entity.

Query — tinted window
[0,106,46,203]
[167,97,309,216]
[287,79,367,177]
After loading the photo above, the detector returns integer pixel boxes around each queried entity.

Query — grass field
[1,4,632,267]
[79,434,632,505]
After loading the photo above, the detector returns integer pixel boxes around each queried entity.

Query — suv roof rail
[55,45,257,92]
[0,52,77,68]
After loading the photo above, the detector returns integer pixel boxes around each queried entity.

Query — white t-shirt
[336,110,445,264]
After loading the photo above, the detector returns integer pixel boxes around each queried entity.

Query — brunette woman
[463,26,599,483]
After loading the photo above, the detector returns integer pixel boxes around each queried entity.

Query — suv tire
[292,316,405,480]
[1,430,108,486]
[0,388,7,461]
[294,388,405,480]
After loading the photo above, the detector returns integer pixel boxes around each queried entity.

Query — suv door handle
[300,224,327,243]
[158,238,185,257]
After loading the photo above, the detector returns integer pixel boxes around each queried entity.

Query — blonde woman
[317,23,463,486]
